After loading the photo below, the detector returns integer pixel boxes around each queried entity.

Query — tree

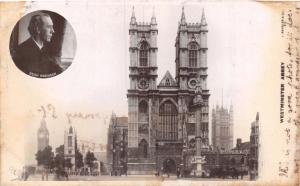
[36,150,43,166]
[49,157,56,170]
[100,162,105,173]
[85,151,97,169]
[54,145,65,170]
[75,149,84,170]
[53,145,67,179]
[65,158,73,169]
[56,145,64,155]
[35,146,54,169]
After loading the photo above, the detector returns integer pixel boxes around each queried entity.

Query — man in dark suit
[14,13,63,78]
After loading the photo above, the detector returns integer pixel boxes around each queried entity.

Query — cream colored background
[0,1,299,185]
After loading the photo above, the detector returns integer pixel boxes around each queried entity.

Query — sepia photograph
[0,1,299,186]
[9,10,76,78]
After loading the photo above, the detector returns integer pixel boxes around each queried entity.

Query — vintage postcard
[0,0,299,185]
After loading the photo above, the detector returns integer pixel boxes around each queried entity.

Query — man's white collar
[31,37,44,50]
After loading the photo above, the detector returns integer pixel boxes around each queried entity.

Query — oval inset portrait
[9,10,77,78]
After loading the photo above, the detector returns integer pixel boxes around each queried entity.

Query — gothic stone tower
[127,7,209,175]
[250,112,260,180]
[127,7,159,174]
[175,7,209,176]
[211,104,234,151]
[175,7,209,149]
[64,125,76,171]
[37,118,49,151]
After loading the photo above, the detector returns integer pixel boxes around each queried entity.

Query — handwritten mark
[37,104,109,124]
[279,7,300,178]
[37,104,57,119]
[66,112,102,124]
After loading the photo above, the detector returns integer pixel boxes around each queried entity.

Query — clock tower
[37,118,49,151]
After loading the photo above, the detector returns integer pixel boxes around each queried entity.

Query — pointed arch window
[69,127,73,134]
[139,42,149,66]
[189,43,198,67]
[159,100,178,140]
[68,136,72,147]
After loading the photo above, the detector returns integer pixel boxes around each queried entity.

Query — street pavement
[26,174,250,181]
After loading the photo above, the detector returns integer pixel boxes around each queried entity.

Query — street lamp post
[190,73,206,177]
[181,106,188,177]
[112,148,116,176]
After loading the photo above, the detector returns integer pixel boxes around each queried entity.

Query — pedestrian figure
[42,171,45,181]
[65,170,69,181]
[24,171,29,181]
[45,169,48,181]
[176,167,180,178]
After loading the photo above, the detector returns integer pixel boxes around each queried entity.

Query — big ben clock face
[39,133,44,138]
[138,78,149,89]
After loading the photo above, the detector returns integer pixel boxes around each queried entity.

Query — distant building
[106,113,128,175]
[64,125,77,171]
[249,112,260,180]
[78,140,106,174]
[212,104,234,151]
[232,138,250,155]
[37,118,49,151]
[78,140,106,162]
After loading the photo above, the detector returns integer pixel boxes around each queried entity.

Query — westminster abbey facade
[127,7,210,174]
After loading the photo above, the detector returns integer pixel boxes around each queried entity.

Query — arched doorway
[162,158,176,174]
[138,139,148,158]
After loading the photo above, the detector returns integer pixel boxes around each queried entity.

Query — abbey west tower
[127,7,209,174]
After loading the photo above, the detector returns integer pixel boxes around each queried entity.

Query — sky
[2,1,288,179]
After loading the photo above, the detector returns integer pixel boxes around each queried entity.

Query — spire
[130,6,136,25]
[256,112,259,122]
[151,6,157,25]
[40,117,46,127]
[66,117,75,132]
[221,89,223,108]
[112,110,116,118]
[111,111,117,126]
[200,8,207,26]
[132,6,135,18]
[180,6,186,25]
[39,117,47,130]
